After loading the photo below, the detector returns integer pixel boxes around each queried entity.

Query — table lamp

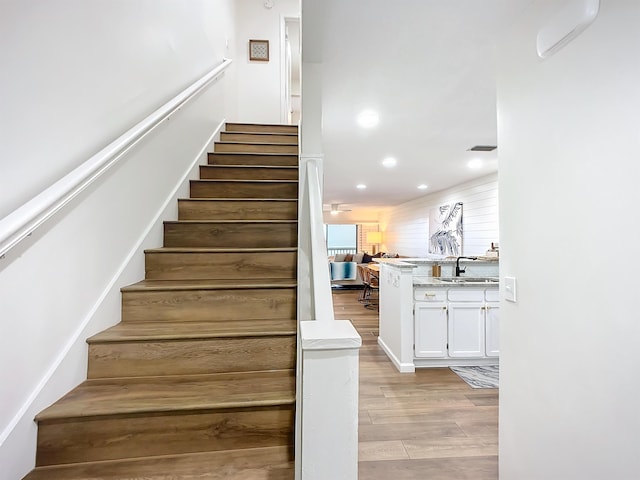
[366,231,382,255]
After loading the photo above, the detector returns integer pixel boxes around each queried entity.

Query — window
[325,224,357,256]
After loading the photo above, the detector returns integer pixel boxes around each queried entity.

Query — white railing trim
[300,320,362,350]
[0,58,233,259]
[306,160,335,323]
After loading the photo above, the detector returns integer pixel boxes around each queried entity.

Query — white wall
[0,0,237,220]
[379,173,499,257]
[497,2,640,478]
[235,0,300,123]
[0,2,236,478]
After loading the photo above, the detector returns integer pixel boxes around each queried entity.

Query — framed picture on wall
[249,39,269,61]
[429,202,463,256]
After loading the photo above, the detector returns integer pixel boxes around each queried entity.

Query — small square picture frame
[249,39,270,62]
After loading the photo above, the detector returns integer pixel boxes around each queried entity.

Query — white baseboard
[377,337,415,373]
[414,357,499,368]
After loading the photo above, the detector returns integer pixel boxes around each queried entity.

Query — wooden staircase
[24,123,299,479]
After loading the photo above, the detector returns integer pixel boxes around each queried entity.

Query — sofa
[329,253,367,286]
[329,252,399,286]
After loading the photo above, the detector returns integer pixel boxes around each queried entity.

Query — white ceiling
[302,0,534,221]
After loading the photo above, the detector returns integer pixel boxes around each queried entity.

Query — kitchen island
[376,257,499,373]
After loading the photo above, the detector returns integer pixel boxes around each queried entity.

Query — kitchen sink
[437,277,499,284]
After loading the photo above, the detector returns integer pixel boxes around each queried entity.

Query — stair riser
[220,132,298,144]
[225,123,298,134]
[208,153,298,166]
[36,405,294,466]
[178,199,298,221]
[199,165,299,181]
[122,288,296,322]
[145,251,297,280]
[214,142,298,154]
[24,446,294,479]
[190,180,298,199]
[164,222,297,248]
[88,336,296,378]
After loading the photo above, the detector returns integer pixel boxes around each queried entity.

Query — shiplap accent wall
[379,173,499,257]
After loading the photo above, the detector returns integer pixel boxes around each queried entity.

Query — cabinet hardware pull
[425,293,436,297]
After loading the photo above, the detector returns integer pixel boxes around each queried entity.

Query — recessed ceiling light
[467,158,483,169]
[382,157,397,168]
[418,184,428,190]
[330,210,340,215]
[356,110,379,128]
[356,184,367,190]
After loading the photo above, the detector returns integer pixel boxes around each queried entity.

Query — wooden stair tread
[36,371,295,421]
[213,143,297,154]
[192,179,298,183]
[221,132,297,136]
[122,278,297,291]
[144,247,297,254]
[209,151,298,156]
[176,199,298,221]
[164,219,297,224]
[223,130,297,136]
[207,152,299,166]
[23,445,294,480]
[178,197,297,202]
[88,319,297,343]
[216,141,298,146]
[202,164,298,169]
[226,121,297,130]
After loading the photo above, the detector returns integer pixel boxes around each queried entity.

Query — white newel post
[299,320,362,480]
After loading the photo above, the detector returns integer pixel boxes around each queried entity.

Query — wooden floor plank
[358,456,498,480]
[402,436,498,460]
[331,288,498,480]
[359,440,409,462]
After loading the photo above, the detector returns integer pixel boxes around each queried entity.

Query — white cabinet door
[485,301,500,357]
[448,301,485,358]
[414,303,448,358]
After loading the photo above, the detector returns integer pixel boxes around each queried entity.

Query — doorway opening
[281,16,301,124]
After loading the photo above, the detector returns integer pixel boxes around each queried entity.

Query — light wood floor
[331,288,499,480]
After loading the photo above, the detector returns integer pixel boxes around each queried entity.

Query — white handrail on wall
[0,58,233,259]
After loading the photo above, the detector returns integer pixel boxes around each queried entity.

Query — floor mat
[450,365,499,389]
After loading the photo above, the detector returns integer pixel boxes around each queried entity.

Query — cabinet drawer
[447,288,484,302]
[414,288,447,302]
[485,288,499,302]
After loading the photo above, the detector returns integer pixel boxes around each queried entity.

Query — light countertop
[374,257,498,266]
[413,276,499,287]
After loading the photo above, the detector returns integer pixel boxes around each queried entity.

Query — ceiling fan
[323,203,353,215]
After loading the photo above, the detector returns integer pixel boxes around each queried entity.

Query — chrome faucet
[455,256,478,276]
